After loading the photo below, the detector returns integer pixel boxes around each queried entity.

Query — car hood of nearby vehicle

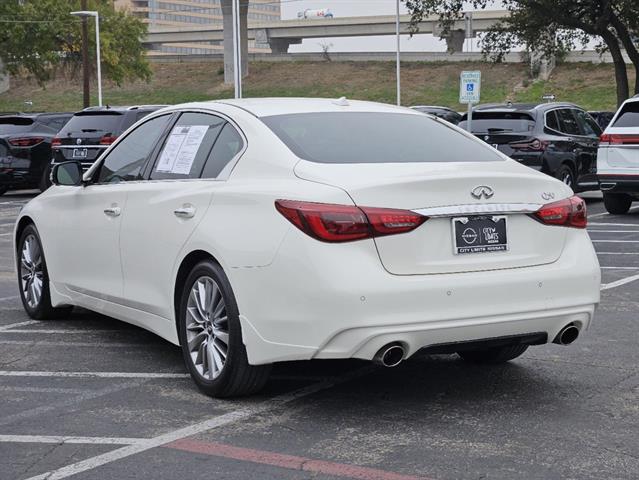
[293,158,571,210]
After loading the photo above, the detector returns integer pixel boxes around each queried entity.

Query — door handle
[174,204,196,219]
[103,206,121,217]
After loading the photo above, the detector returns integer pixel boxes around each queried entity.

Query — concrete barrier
[146,50,629,64]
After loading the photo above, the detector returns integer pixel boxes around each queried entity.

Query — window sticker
[156,125,209,174]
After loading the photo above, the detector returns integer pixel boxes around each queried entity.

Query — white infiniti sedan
[15,98,601,397]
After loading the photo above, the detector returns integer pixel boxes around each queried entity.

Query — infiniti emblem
[541,192,555,200]
[471,185,494,200]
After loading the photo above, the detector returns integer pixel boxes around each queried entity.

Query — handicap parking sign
[460,71,481,104]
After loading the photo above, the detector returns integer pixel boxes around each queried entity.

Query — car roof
[410,105,456,111]
[0,112,72,119]
[78,105,168,114]
[472,102,580,113]
[180,98,415,118]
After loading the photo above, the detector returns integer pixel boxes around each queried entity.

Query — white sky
[279,0,493,52]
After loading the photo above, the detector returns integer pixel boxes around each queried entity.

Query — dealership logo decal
[461,227,478,244]
[470,185,494,200]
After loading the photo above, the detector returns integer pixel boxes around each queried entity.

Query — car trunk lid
[294,160,569,275]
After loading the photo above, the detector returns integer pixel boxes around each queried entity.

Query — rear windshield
[458,112,536,133]
[261,112,502,164]
[0,117,35,134]
[58,112,124,136]
[612,102,639,128]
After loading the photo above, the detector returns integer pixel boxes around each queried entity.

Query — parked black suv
[0,113,72,195]
[52,105,166,173]
[458,103,601,192]
[411,105,462,125]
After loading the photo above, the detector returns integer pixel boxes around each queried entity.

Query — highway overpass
[144,11,510,53]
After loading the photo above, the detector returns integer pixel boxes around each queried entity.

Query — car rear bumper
[230,227,601,365]
[598,174,639,196]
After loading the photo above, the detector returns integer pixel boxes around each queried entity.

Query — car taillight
[99,135,117,145]
[51,137,62,147]
[8,137,45,147]
[510,139,549,151]
[600,133,639,146]
[532,195,586,229]
[275,200,428,243]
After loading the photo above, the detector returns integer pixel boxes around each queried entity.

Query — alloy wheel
[20,234,43,309]
[185,276,229,380]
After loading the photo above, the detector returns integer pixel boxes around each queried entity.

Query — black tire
[39,166,52,192]
[177,259,271,398]
[554,164,575,189]
[0,186,8,196]
[17,224,73,320]
[603,192,633,215]
[457,344,528,364]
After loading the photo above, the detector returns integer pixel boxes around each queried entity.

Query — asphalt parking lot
[0,190,638,480]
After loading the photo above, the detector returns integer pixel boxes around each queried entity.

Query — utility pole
[80,0,90,108]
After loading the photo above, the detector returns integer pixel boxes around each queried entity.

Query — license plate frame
[452,215,508,255]
[72,148,88,159]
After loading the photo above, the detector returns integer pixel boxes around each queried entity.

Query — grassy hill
[0,60,631,113]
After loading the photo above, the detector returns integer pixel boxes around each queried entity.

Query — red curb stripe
[165,438,433,480]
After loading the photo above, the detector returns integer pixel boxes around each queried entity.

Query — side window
[557,109,581,135]
[574,110,602,137]
[150,112,225,180]
[97,114,172,184]
[612,101,639,127]
[201,123,245,179]
[545,110,560,131]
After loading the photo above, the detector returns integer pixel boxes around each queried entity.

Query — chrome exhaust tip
[373,343,405,367]
[553,324,580,346]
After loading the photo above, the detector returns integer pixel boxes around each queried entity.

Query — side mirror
[51,161,83,186]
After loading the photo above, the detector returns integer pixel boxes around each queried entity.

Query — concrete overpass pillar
[254,29,301,54]
[0,60,8,94]
[221,0,248,84]
[444,29,466,54]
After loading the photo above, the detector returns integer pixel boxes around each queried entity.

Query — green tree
[404,0,639,106]
[0,0,151,87]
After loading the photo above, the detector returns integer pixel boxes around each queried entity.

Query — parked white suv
[598,95,639,214]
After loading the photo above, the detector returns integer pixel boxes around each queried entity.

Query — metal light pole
[71,11,102,107]
[395,0,401,106]
[232,0,242,98]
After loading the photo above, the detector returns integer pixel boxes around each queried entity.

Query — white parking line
[0,232,12,237]
[0,340,154,348]
[1,329,131,334]
[601,273,639,291]
[0,370,190,379]
[589,206,639,218]
[588,230,639,233]
[596,252,639,255]
[0,295,19,303]
[591,240,639,243]
[600,266,639,270]
[587,222,639,227]
[0,320,40,331]
[0,435,146,445]
[23,367,373,480]
[0,386,87,394]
